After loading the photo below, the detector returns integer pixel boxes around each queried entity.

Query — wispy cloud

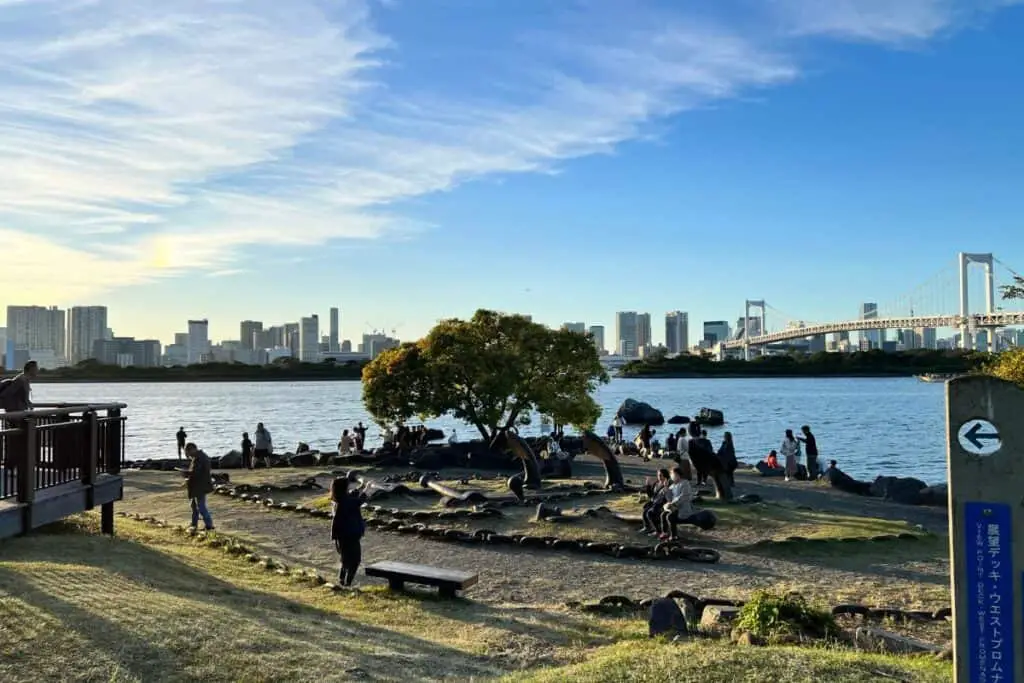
[0,0,1015,302]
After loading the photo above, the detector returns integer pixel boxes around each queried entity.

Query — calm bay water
[31,377,947,483]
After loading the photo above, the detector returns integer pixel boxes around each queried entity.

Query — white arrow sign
[957,418,1002,456]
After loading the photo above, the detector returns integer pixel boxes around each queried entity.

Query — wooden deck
[1,403,126,541]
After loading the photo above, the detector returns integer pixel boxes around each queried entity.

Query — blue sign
[964,501,1014,682]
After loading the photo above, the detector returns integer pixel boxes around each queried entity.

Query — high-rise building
[614,312,638,358]
[68,306,108,364]
[588,325,606,355]
[329,307,340,352]
[665,311,689,354]
[702,321,730,345]
[93,337,162,367]
[6,305,66,362]
[637,313,652,353]
[187,319,210,364]
[918,327,937,350]
[239,320,263,351]
[284,323,300,356]
[299,315,320,362]
[735,316,762,339]
[561,322,586,334]
[859,303,882,349]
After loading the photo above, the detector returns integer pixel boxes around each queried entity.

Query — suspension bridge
[720,252,1024,359]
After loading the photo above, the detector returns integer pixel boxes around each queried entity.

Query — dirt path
[119,465,950,612]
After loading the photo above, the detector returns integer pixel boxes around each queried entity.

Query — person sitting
[765,450,779,469]
[659,464,695,541]
[641,469,671,534]
[665,432,678,454]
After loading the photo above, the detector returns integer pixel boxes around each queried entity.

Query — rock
[853,626,942,655]
[667,415,690,425]
[288,451,318,467]
[694,408,725,426]
[824,466,873,496]
[700,605,741,629]
[918,484,948,507]
[732,630,766,646]
[648,598,688,638]
[871,476,928,505]
[935,643,953,660]
[617,399,665,426]
[755,461,785,477]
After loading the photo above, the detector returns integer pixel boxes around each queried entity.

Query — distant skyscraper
[615,312,638,358]
[665,311,689,354]
[919,327,938,350]
[299,315,320,362]
[187,319,210,364]
[702,321,730,345]
[562,322,586,334]
[637,313,652,352]
[69,306,108,364]
[588,325,605,354]
[329,307,340,352]
[859,303,882,349]
[6,305,66,360]
[239,320,263,351]
[284,323,300,356]
[735,316,762,339]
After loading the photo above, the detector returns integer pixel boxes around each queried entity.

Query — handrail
[1,403,127,420]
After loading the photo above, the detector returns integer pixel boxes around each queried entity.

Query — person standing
[717,432,738,486]
[798,425,819,480]
[240,432,253,470]
[780,429,801,481]
[338,429,353,455]
[175,427,187,460]
[253,422,273,468]
[354,422,367,451]
[330,477,366,586]
[0,360,39,498]
[184,443,214,531]
[612,414,623,443]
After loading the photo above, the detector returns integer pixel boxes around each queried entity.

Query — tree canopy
[361,309,608,439]
[986,276,1024,385]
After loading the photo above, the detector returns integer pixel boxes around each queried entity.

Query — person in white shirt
[338,429,353,455]
[448,430,457,445]
[780,429,801,481]
[612,414,623,443]
[659,464,695,541]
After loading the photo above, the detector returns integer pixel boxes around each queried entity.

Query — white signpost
[947,376,1023,683]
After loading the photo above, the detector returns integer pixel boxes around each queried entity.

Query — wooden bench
[364,561,478,598]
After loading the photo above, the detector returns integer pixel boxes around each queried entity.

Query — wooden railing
[0,403,126,503]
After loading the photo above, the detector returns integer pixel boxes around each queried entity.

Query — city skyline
[1,2,1023,341]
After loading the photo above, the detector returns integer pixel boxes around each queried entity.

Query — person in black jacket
[798,425,820,480]
[330,477,365,586]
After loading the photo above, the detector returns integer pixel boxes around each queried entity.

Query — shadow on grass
[0,525,508,682]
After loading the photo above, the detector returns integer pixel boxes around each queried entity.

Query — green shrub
[734,591,837,642]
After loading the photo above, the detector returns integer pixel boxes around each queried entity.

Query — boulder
[853,626,942,655]
[755,461,785,477]
[694,408,725,426]
[617,399,665,426]
[648,598,688,638]
[667,415,690,425]
[871,476,928,505]
[823,466,872,496]
[700,605,740,629]
[918,484,948,507]
[218,450,243,469]
[288,451,318,467]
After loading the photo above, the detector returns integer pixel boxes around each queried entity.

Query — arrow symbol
[965,423,999,450]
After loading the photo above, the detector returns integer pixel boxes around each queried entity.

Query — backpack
[0,377,18,410]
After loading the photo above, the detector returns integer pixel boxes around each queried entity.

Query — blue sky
[2,0,1023,345]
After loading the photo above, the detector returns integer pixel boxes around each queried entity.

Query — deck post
[100,502,114,535]
[82,409,99,510]
[17,418,37,533]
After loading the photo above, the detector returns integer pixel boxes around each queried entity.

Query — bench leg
[387,578,405,592]
[438,585,457,599]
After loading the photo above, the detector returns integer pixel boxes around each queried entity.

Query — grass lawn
[0,515,952,682]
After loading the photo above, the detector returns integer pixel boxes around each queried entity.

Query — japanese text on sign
[965,502,1015,683]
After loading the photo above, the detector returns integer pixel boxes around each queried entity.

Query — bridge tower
[743,300,767,361]
[958,252,995,351]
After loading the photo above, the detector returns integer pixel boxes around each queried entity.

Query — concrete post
[946,375,1024,682]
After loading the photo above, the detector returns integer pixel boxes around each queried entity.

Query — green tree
[361,309,609,439]
[987,277,1024,385]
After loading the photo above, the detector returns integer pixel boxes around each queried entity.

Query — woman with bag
[330,477,366,586]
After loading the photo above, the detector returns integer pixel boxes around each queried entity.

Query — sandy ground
[118,453,950,617]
